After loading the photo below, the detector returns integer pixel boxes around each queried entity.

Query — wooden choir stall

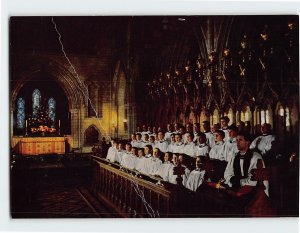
[90,156,277,218]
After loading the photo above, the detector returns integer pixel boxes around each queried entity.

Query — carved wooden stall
[90,156,280,217]
[90,156,185,217]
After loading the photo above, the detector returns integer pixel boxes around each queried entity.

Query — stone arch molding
[84,124,101,145]
[11,55,86,110]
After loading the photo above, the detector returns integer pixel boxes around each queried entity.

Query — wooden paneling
[90,156,178,217]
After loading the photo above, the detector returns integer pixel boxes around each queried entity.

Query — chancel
[10,16,298,218]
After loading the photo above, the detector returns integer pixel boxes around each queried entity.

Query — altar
[14,137,65,155]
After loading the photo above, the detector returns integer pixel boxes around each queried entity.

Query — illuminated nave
[10,16,299,218]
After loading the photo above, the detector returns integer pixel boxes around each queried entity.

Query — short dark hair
[216,129,225,139]
[125,142,132,147]
[158,130,164,135]
[220,116,230,122]
[228,124,238,132]
[198,132,206,140]
[237,131,252,142]
[144,144,153,151]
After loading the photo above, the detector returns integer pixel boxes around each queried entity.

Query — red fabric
[206,182,218,188]
[236,186,254,197]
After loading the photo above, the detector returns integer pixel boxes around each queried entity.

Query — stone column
[70,108,81,148]
[128,103,136,135]
[10,108,15,145]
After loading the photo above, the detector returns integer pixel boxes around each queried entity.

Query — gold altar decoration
[15,137,65,155]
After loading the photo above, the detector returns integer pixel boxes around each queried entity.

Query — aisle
[11,157,117,218]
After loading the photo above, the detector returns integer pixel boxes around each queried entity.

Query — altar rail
[90,156,186,217]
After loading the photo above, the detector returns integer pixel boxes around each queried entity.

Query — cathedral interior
[10,16,299,218]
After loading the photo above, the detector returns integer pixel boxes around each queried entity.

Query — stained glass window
[17,98,25,129]
[48,97,56,127]
[32,89,41,117]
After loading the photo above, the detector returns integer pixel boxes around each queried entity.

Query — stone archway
[10,55,86,148]
[84,125,100,146]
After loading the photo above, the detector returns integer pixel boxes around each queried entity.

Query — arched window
[16,98,25,129]
[260,105,273,126]
[224,108,234,125]
[241,107,250,122]
[32,89,41,117]
[285,107,291,128]
[85,125,100,145]
[212,109,219,125]
[48,97,56,127]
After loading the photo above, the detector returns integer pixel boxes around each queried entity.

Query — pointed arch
[32,89,41,117]
[48,97,56,127]
[16,97,25,129]
[84,125,100,146]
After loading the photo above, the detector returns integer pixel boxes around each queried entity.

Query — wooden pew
[90,156,277,217]
[90,156,185,217]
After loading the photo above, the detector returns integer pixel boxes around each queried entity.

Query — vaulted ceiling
[10,16,298,108]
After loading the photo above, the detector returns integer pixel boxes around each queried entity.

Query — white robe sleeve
[240,152,264,187]
[224,155,235,187]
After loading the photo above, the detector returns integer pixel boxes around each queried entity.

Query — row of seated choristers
[106,117,274,194]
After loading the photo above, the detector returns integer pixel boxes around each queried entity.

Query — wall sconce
[123,119,128,132]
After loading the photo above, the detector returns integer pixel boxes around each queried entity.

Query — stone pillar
[10,108,15,141]
[70,108,81,148]
[129,103,136,135]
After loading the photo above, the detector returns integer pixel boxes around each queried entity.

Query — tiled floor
[11,162,116,218]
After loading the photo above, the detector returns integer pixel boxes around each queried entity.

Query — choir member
[156,152,173,181]
[164,123,174,143]
[142,133,150,148]
[130,133,136,147]
[186,123,193,133]
[135,148,149,174]
[122,147,138,170]
[106,139,118,162]
[223,124,239,162]
[141,124,148,139]
[202,121,215,149]
[173,133,184,154]
[148,135,156,148]
[134,133,143,148]
[180,126,188,143]
[220,116,230,140]
[154,131,169,153]
[250,123,276,165]
[185,156,206,191]
[209,130,225,161]
[193,123,201,143]
[196,132,210,157]
[115,142,125,163]
[167,133,176,153]
[168,153,190,186]
[148,148,163,175]
[147,126,153,136]
[182,132,197,158]
[224,131,269,196]
[120,143,133,167]
[236,120,245,132]
[152,126,158,137]
[174,123,180,134]
[144,145,153,158]
[136,126,141,134]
